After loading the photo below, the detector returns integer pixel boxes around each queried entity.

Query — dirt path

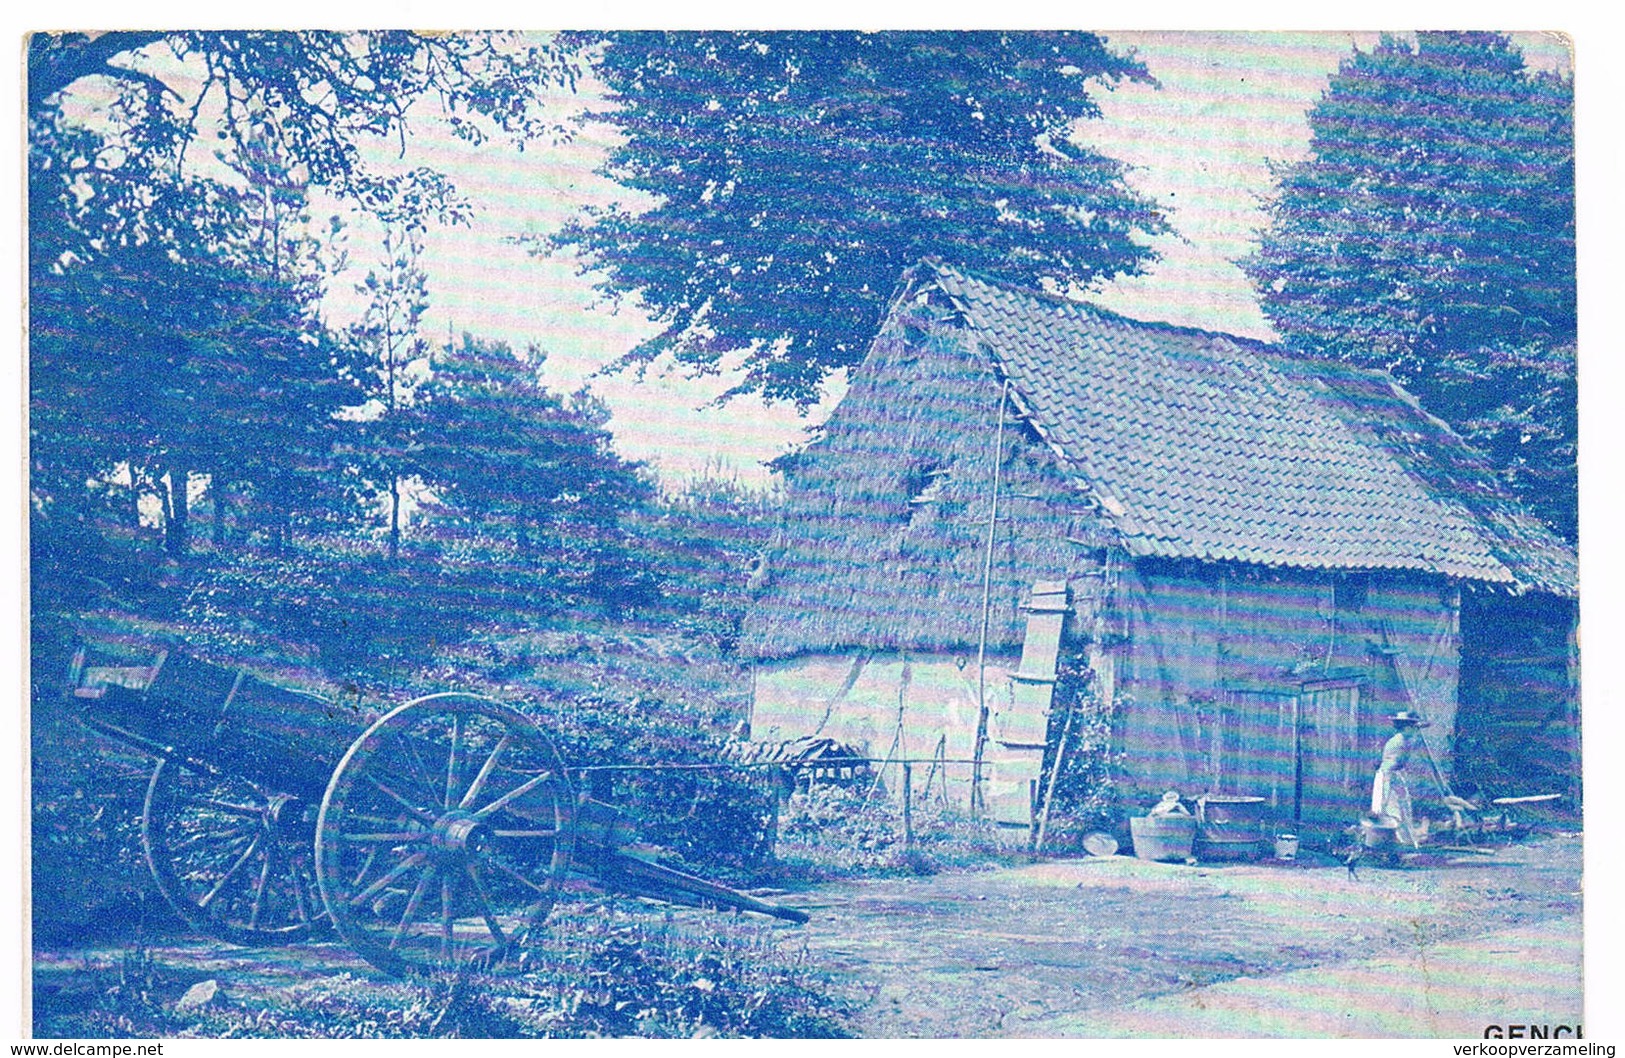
[777,834,1584,1037]
[33,835,1584,1038]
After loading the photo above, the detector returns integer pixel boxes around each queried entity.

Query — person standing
[1371,710,1430,848]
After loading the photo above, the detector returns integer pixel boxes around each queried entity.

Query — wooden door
[1297,679,1365,821]
[1213,689,1296,812]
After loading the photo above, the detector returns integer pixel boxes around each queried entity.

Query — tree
[347,226,432,561]
[416,334,656,584]
[28,32,579,224]
[548,31,1167,407]
[1243,32,1576,540]
[636,471,779,648]
[205,121,354,553]
[29,100,349,556]
[29,31,577,556]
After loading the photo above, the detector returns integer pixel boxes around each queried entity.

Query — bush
[775,781,1009,878]
[1038,657,1125,836]
[426,627,779,880]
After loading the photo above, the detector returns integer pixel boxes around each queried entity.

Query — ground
[32,834,1584,1039]
[779,834,1584,1037]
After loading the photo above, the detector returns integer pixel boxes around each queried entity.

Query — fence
[575,754,1055,852]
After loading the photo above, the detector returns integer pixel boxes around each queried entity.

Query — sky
[332,30,1573,490]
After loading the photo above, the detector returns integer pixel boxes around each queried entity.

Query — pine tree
[347,226,432,561]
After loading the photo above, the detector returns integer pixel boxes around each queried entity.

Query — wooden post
[1035,692,1077,854]
[902,761,914,848]
[1028,779,1039,851]
[769,766,785,857]
[971,378,1011,816]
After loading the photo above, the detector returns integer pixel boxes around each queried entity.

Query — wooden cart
[67,636,806,978]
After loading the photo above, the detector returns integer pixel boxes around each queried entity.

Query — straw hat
[1386,709,1430,727]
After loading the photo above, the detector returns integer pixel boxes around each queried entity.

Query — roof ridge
[921,256,1294,361]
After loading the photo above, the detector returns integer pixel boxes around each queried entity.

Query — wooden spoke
[440,877,456,960]
[249,846,274,930]
[190,797,263,818]
[466,864,507,946]
[168,825,255,854]
[400,738,449,811]
[298,864,333,925]
[471,771,553,820]
[293,864,313,926]
[485,852,552,897]
[345,811,426,828]
[316,693,572,977]
[142,756,327,947]
[458,734,511,809]
[352,847,379,888]
[199,832,263,910]
[389,867,435,951]
[445,712,464,810]
[350,851,427,907]
[365,778,439,825]
[337,831,427,845]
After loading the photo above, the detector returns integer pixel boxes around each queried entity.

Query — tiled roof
[925,261,1576,595]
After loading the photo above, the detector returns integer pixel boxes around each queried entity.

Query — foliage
[549,31,1166,407]
[777,783,908,875]
[176,536,473,681]
[1244,32,1576,540]
[29,105,353,557]
[634,473,780,649]
[1037,656,1123,838]
[28,30,583,558]
[776,781,1008,878]
[435,628,775,878]
[28,32,579,224]
[34,904,849,1038]
[344,225,432,560]
[415,334,659,604]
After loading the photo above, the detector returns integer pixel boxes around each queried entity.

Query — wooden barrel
[1129,814,1197,862]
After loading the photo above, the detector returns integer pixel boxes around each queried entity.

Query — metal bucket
[1129,814,1197,862]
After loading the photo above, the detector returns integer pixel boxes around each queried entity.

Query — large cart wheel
[142,757,329,946]
[314,693,574,977]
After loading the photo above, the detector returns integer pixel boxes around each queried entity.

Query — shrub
[1036,656,1125,839]
[775,780,1009,878]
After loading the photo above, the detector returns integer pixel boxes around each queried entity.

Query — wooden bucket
[1196,794,1268,859]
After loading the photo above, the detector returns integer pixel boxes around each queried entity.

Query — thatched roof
[741,261,1577,661]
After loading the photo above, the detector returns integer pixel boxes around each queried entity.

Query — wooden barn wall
[1109,563,1461,822]
[750,650,1044,824]
[740,298,1115,660]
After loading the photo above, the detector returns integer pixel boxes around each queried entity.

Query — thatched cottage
[740,260,1577,829]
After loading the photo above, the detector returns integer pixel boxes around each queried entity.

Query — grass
[34,901,851,1039]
